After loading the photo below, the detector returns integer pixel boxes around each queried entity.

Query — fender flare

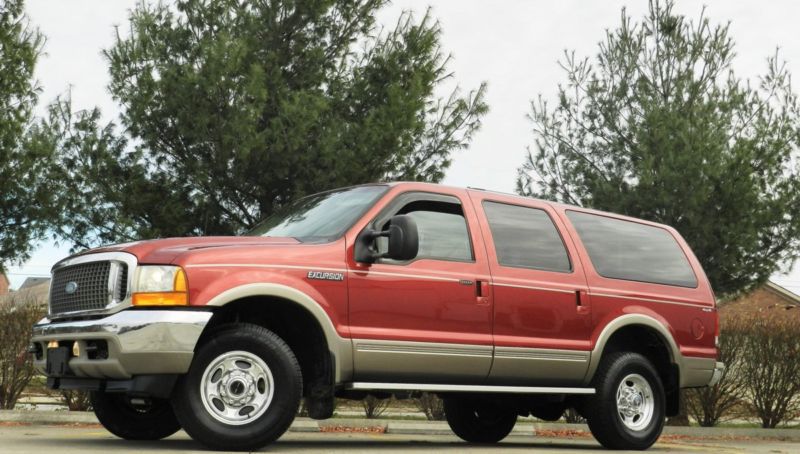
[205,283,353,382]
[583,313,683,385]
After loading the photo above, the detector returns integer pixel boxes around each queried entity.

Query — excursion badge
[307,271,345,281]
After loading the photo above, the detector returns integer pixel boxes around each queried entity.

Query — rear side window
[566,211,697,288]
[483,201,571,273]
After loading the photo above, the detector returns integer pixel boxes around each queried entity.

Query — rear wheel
[91,392,180,440]
[585,352,665,450]
[444,397,517,443]
[172,323,302,451]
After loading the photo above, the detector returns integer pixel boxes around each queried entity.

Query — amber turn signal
[132,291,188,306]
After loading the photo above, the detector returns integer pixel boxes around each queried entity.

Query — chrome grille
[50,261,114,315]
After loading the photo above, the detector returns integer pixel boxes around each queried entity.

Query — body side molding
[204,283,352,382]
[346,382,595,395]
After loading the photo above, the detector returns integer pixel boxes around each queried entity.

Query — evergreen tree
[55,0,487,248]
[517,0,800,298]
[0,0,60,270]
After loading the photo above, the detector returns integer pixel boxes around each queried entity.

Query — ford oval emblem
[65,281,78,294]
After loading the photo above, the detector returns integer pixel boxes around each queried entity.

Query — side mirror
[354,215,419,263]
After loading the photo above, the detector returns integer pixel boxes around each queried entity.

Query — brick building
[719,281,800,323]
[0,271,9,296]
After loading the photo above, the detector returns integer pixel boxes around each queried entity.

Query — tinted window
[566,211,697,287]
[378,200,473,262]
[482,201,571,272]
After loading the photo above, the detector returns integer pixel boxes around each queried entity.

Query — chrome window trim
[49,251,138,320]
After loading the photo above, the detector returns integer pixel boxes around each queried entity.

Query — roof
[19,277,50,290]
[719,280,800,322]
[383,182,676,232]
[764,280,800,305]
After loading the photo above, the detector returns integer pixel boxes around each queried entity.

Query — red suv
[31,182,723,450]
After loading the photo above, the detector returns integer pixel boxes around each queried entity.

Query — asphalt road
[1,426,799,454]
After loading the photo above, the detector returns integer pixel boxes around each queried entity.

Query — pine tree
[0,0,60,270]
[517,0,800,298]
[54,0,487,248]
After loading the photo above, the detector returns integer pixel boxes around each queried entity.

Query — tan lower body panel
[352,339,493,383]
[488,346,590,386]
[681,356,716,387]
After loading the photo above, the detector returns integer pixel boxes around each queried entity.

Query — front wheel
[585,352,665,450]
[172,323,302,451]
[444,397,517,443]
[91,392,180,440]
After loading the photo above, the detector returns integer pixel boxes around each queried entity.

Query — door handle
[576,290,590,315]
[476,280,490,305]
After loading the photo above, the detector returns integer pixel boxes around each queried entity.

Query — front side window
[483,201,571,273]
[566,211,697,288]
[377,198,473,262]
[247,185,387,242]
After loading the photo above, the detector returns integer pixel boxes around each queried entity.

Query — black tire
[172,323,302,451]
[91,391,180,440]
[444,397,517,443]
[585,352,665,450]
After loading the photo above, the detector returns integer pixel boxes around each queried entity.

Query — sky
[6,0,800,294]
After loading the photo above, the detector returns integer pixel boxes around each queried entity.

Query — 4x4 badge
[307,271,345,281]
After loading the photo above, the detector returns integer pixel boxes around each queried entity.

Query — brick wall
[0,273,9,296]
[719,285,800,324]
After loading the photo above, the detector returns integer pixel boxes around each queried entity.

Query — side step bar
[345,382,595,395]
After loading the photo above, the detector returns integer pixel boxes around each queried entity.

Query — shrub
[61,390,92,411]
[563,408,586,424]
[0,301,45,409]
[737,316,800,428]
[686,317,748,426]
[414,392,445,421]
[362,395,391,419]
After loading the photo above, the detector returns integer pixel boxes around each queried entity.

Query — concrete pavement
[3,410,800,441]
[2,425,800,453]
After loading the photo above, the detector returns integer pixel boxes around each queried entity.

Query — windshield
[246,185,388,242]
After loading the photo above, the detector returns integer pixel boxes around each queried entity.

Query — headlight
[132,265,188,306]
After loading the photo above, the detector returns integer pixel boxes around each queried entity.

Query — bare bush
[0,301,45,409]
[414,392,445,421]
[738,317,800,428]
[563,408,586,423]
[686,317,748,426]
[362,395,391,419]
[61,390,92,411]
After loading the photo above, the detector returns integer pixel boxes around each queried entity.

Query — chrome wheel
[615,373,654,431]
[200,350,275,426]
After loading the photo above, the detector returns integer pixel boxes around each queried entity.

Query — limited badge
[307,271,345,281]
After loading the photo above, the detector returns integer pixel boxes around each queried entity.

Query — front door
[347,189,493,383]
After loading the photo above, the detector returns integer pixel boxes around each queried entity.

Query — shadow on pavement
[19,436,671,452]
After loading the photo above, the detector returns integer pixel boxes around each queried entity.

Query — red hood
[72,236,300,264]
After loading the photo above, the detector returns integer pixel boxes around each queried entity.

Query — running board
[345,382,595,395]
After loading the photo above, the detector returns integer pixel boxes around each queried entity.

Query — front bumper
[31,309,212,379]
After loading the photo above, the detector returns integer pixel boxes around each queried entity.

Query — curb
[2,411,799,440]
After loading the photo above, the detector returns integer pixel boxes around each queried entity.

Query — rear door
[469,191,593,385]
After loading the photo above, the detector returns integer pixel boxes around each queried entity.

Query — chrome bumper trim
[31,309,212,379]
[708,361,725,387]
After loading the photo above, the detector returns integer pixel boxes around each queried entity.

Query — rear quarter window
[566,210,697,288]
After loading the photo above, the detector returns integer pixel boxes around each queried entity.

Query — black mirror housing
[354,214,419,263]
[385,215,419,261]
